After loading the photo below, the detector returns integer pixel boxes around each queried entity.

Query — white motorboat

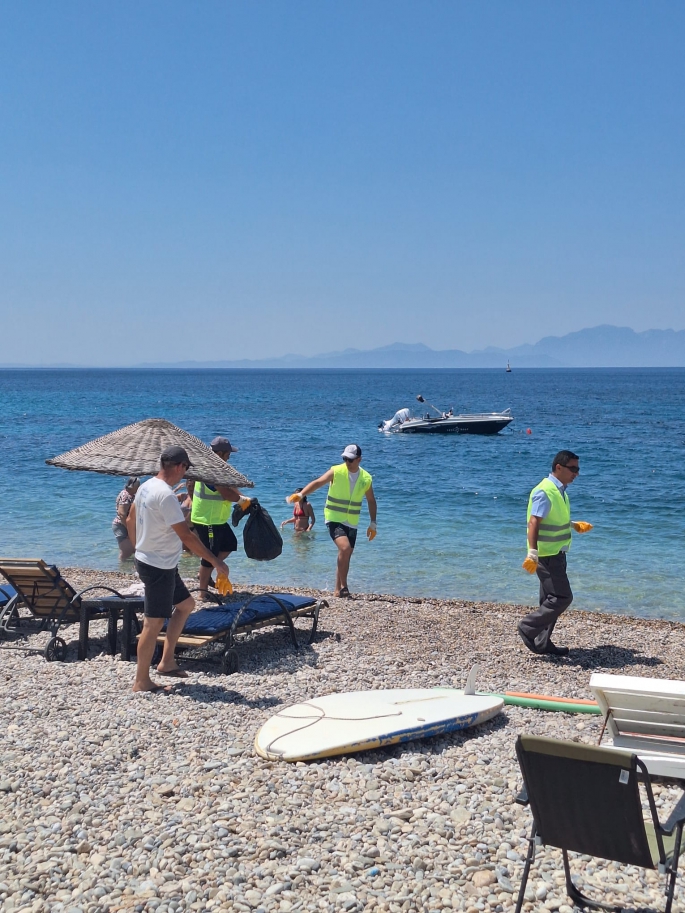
[379,396,514,435]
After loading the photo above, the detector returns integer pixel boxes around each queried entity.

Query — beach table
[0,558,144,661]
[590,672,685,781]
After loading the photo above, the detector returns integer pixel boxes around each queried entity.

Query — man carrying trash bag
[185,436,251,599]
[287,444,377,598]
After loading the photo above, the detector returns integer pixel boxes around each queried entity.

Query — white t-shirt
[134,477,185,569]
[340,469,361,530]
[347,469,360,495]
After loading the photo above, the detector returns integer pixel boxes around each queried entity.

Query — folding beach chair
[0,558,144,662]
[514,734,685,913]
[124,592,325,673]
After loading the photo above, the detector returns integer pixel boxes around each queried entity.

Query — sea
[2,368,684,621]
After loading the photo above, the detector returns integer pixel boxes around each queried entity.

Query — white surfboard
[254,687,504,761]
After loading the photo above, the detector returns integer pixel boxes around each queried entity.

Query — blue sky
[1,2,684,365]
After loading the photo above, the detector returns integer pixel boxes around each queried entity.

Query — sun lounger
[590,672,685,781]
[0,558,144,662]
[124,592,325,673]
[0,583,18,633]
[0,583,17,608]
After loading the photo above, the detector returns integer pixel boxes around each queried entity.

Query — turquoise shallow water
[1,368,684,620]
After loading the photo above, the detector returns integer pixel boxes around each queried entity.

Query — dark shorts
[326,522,357,548]
[112,522,129,542]
[135,559,191,619]
[194,523,238,567]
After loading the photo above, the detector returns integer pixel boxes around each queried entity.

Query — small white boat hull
[380,411,513,435]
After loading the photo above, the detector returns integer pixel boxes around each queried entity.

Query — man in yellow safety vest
[287,444,377,598]
[185,437,250,599]
[518,450,593,656]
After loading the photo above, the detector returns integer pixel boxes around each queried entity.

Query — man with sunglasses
[518,450,593,657]
[127,445,229,692]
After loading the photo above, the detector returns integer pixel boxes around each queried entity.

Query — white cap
[342,444,362,461]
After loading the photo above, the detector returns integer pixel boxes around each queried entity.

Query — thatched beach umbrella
[46,418,254,489]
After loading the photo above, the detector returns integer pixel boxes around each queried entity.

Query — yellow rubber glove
[367,522,377,541]
[572,521,593,533]
[522,548,538,574]
[215,574,233,596]
[286,492,303,504]
[238,497,252,511]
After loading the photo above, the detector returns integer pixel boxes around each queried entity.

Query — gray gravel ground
[2,566,685,913]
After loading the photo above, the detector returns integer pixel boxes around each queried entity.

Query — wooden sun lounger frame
[124,593,326,674]
[590,672,685,781]
[0,558,144,662]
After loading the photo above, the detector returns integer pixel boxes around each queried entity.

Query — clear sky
[1,1,684,365]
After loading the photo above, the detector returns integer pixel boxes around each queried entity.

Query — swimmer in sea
[281,489,315,533]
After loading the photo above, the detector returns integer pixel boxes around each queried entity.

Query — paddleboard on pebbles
[254,685,503,762]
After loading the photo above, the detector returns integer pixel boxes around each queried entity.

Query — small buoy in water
[526,428,532,435]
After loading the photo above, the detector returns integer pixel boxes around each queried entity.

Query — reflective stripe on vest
[191,481,231,526]
[323,464,372,527]
[527,478,571,557]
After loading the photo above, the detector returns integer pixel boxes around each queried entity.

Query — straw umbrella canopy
[46,418,254,489]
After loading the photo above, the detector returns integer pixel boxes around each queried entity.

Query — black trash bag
[231,498,283,561]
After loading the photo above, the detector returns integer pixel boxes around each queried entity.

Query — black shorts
[195,522,238,567]
[135,559,191,619]
[326,522,357,548]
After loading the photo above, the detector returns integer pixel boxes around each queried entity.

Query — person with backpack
[287,444,377,597]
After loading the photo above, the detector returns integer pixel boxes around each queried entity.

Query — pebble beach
[3,567,685,913]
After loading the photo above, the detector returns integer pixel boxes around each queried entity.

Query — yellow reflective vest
[191,481,231,526]
[527,478,571,557]
[324,464,372,527]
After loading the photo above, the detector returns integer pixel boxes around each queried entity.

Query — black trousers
[518,552,573,651]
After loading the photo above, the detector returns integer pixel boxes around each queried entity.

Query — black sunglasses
[564,465,580,474]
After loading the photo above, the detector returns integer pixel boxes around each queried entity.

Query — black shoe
[517,627,543,655]
[543,641,569,657]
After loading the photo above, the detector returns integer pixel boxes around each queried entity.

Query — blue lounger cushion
[176,593,317,636]
[0,584,17,607]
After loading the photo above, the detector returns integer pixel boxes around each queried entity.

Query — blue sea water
[1,368,684,620]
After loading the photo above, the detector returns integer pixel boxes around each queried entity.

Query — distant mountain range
[2,325,685,369]
[139,325,685,369]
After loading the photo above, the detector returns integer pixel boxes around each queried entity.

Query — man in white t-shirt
[126,445,229,693]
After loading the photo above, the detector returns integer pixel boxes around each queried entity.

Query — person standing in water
[287,444,376,597]
[281,489,316,533]
[112,477,140,561]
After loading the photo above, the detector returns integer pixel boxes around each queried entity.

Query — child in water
[281,488,315,533]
